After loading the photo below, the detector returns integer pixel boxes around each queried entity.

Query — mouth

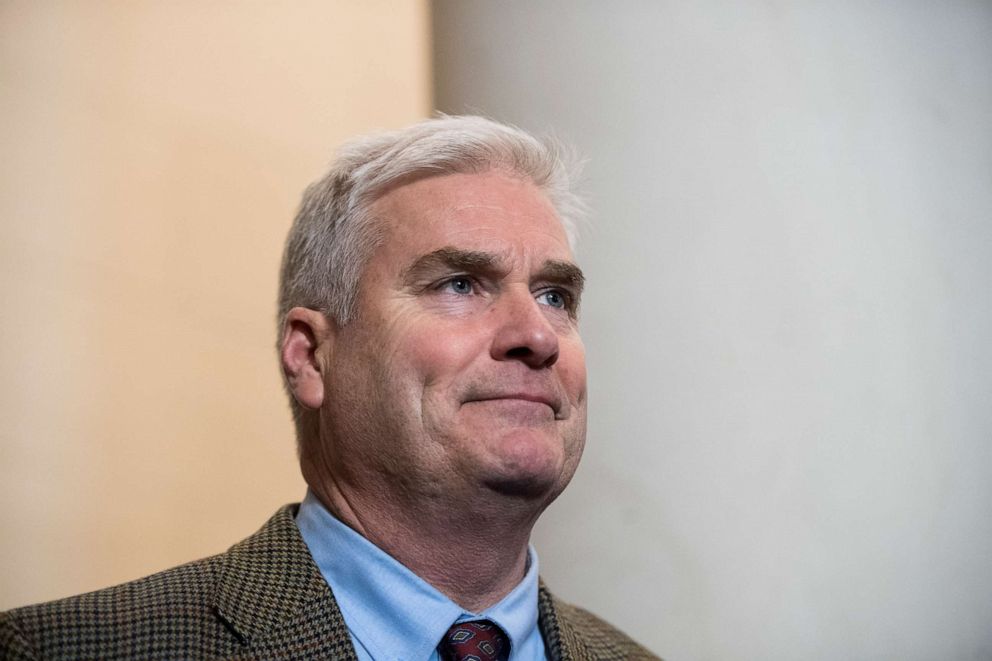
[465,391,565,419]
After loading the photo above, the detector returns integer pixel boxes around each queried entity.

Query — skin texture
[281,170,587,611]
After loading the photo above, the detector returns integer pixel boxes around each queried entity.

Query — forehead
[367,171,573,264]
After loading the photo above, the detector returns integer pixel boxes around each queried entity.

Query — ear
[280,307,335,410]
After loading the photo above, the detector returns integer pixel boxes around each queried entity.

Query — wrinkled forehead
[367,170,573,264]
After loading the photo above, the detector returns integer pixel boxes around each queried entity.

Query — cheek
[391,319,487,390]
[558,338,588,404]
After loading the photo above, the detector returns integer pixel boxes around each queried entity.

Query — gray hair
[277,115,585,442]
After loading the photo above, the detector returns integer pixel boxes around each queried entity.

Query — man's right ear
[280,307,335,411]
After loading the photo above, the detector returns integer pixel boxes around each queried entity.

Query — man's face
[320,170,587,504]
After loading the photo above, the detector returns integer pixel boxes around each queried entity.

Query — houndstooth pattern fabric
[440,620,509,661]
[0,505,661,660]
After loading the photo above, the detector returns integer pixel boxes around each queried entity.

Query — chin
[480,430,574,500]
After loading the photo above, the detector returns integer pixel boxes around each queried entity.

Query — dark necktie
[439,620,510,661]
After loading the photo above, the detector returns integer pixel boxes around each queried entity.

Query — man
[1,116,659,660]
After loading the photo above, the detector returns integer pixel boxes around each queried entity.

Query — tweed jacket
[1,505,659,660]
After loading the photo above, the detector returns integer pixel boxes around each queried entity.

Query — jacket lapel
[212,505,358,660]
[539,580,586,661]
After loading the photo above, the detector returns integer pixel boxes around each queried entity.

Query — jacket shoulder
[1,551,230,661]
[539,584,663,661]
[0,504,323,661]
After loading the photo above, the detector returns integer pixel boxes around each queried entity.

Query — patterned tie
[439,620,509,661]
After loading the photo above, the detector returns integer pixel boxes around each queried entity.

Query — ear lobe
[280,307,335,410]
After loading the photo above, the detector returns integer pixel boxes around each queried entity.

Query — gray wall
[433,3,992,659]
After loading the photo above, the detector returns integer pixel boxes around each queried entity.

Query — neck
[305,469,542,612]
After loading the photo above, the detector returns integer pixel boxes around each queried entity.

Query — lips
[463,388,566,419]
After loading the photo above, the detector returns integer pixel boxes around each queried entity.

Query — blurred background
[3,2,991,660]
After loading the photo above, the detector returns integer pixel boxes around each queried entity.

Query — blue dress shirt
[296,491,548,661]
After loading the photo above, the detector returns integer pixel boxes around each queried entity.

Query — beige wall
[0,1,431,609]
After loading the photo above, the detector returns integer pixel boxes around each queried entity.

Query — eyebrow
[539,259,586,294]
[402,247,502,283]
[402,247,585,294]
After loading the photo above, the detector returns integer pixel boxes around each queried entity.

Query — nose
[490,289,560,369]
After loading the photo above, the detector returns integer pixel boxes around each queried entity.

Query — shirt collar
[296,490,542,660]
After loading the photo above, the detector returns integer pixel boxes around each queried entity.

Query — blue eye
[538,290,567,309]
[445,277,474,295]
